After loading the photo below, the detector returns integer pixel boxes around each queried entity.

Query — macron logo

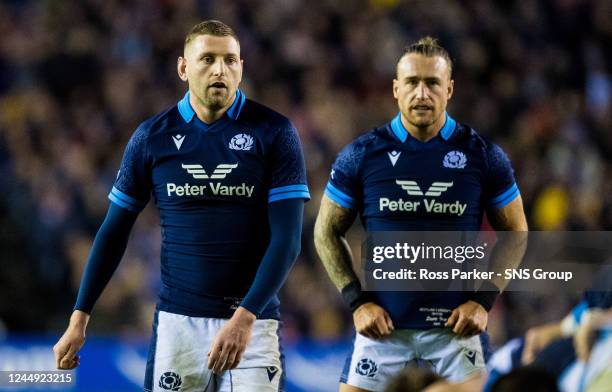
[387,151,401,167]
[266,366,279,382]
[396,180,454,196]
[464,349,477,366]
[172,134,185,150]
[182,163,238,180]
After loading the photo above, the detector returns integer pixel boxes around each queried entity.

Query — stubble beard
[406,112,436,130]
[203,88,229,111]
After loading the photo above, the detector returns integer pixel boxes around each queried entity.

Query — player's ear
[447,79,454,100]
[393,79,399,99]
[177,57,188,82]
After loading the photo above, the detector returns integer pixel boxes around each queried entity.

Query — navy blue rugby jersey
[108,90,310,319]
[325,113,520,328]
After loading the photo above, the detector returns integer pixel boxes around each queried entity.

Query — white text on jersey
[166,183,254,197]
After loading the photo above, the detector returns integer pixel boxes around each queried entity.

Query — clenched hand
[445,300,488,337]
[354,302,394,339]
[53,310,89,370]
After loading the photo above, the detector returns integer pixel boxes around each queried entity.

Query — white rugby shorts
[340,328,488,391]
[144,310,283,392]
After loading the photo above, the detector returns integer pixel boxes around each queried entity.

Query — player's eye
[201,56,214,64]
[226,57,237,64]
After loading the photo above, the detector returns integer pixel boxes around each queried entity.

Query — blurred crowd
[0,0,611,348]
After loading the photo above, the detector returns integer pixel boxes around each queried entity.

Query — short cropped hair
[185,20,240,48]
[400,36,453,78]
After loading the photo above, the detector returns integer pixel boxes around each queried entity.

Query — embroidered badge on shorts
[355,358,378,378]
[158,371,182,391]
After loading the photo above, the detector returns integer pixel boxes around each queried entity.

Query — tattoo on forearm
[314,197,359,291]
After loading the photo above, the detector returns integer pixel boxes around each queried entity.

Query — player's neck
[400,113,446,143]
[190,92,236,124]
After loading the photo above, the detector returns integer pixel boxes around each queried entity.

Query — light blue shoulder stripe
[268,190,310,203]
[110,187,147,208]
[108,194,142,213]
[488,183,520,209]
[326,182,355,204]
[325,182,356,209]
[269,184,309,196]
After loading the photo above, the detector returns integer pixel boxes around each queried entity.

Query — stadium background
[0,0,610,390]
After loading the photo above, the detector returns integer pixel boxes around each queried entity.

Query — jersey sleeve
[108,125,152,213]
[484,143,520,210]
[324,140,365,210]
[267,120,310,203]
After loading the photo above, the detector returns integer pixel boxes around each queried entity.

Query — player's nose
[211,58,226,75]
[415,82,427,99]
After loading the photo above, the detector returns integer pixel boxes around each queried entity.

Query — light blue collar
[390,112,456,143]
[177,89,246,123]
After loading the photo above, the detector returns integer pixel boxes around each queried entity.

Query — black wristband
[467,281,500,311]
[341,281,370,312]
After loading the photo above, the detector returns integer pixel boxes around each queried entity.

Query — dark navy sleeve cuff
[108,186,148,213]
[268,184,310,203]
